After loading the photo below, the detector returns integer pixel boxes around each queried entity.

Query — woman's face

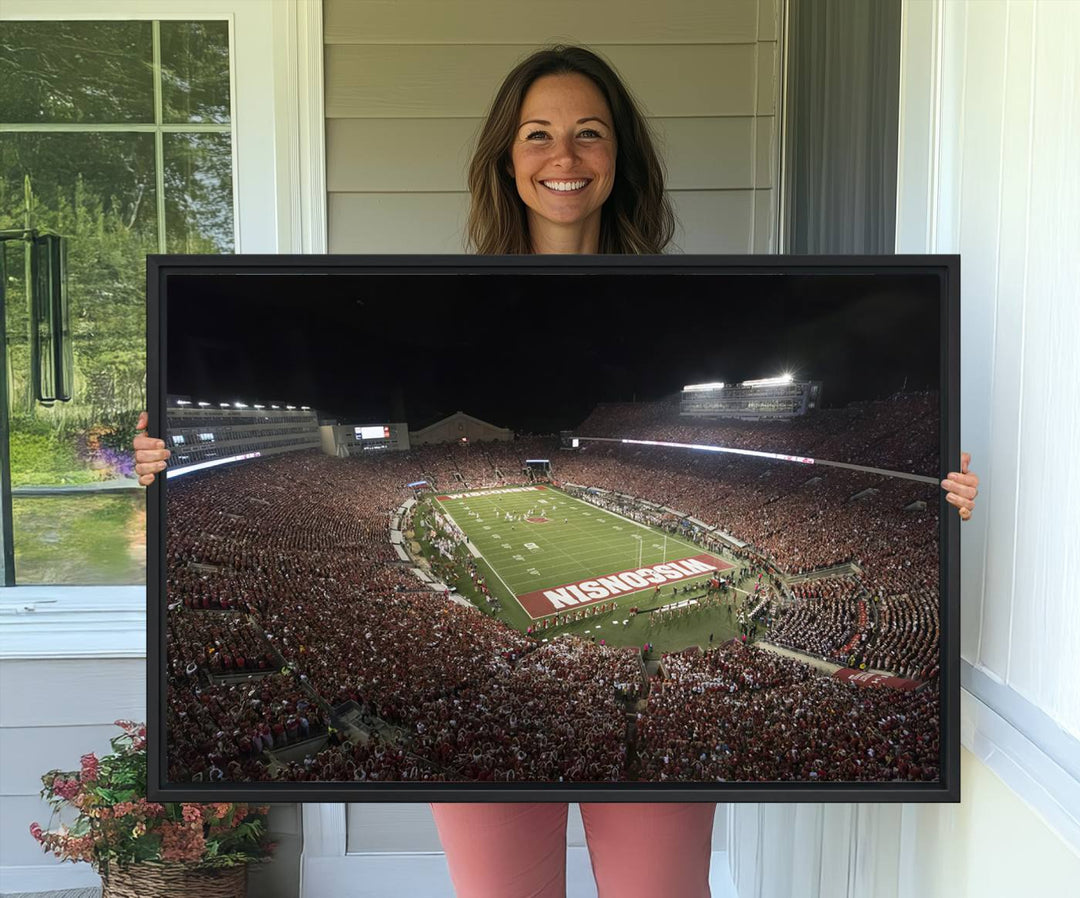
[509,73,616,237]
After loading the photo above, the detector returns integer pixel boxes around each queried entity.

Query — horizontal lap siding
[328,187,758,255]
[325,0,780,256]
[324,1,761,45]
[327,117,765,192]
[0,658,146,868]
[325,44,761,118]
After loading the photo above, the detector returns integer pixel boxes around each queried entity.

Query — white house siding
[0,659,145,880]
[324,0,781,255]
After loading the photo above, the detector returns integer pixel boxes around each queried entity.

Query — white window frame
[0,0,326,654]
[0,5,325,892]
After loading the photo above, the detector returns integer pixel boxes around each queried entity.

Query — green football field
[431,485,736,632]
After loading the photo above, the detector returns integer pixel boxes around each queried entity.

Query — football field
[433,485,734,622]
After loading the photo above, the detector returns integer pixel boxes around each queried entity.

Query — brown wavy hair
[466,46,675,254]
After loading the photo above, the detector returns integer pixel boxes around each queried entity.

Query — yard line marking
[439,505,522,605]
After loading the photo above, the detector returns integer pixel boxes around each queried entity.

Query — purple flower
[96,446,136,479]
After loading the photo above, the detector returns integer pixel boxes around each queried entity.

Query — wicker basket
[100,862,247,898]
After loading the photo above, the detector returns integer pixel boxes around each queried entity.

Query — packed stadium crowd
[167,609,278,677]
[639,642,941,782]
[575,392,939,477]
[165,671,326,782]
[766,577,866,664]
[406,641,633,782]
[862,592,941,680]
[163,392,943,784]
[279,732,444,783]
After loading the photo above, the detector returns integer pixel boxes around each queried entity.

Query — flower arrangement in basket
[30,721,274,897]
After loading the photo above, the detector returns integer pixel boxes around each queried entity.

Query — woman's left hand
[941,452,979,521]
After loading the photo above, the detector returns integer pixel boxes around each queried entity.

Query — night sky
[165,268,942,433]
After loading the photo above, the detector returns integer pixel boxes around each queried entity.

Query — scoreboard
[321,422,410,456]
[354,424,391,441]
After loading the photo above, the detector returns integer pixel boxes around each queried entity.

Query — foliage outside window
[0,20,234,584]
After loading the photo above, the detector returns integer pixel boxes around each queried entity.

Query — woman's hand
[133,411,170,486]
[941,452,979,521]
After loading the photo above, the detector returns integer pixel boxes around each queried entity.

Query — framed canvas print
[148,254,960,803]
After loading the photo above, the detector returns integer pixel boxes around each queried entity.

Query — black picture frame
[147,253,961,803]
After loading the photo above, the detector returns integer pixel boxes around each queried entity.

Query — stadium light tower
[743,374,795,388]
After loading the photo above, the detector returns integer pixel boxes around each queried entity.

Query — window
[1,19,234,584]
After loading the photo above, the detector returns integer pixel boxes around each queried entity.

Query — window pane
[160,21,232,124]
[164,133,235,252]
[2,132,157,492]
[3,130,155,582]
[12,492,146,585]
[0,21,154,124]
[1,19,234,587]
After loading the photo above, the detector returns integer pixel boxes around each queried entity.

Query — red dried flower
[160,821,206,863]
[33,721,272,872]
[53,778,80,801]
[137,798,166,818]
[210,802,233,819]
[80,753,100,782]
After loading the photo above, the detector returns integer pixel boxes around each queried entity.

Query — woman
[135,45,979,898]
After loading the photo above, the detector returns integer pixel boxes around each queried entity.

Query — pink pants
[431,802,715,898]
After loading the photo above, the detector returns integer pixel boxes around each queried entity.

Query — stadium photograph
[157,264,949,790]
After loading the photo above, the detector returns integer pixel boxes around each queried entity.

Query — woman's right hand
[133,410,170,486]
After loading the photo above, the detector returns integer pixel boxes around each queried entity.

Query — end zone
[437,485,548,501]
[516,552,734,618]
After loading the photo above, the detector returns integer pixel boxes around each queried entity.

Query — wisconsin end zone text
[518,553,733,616]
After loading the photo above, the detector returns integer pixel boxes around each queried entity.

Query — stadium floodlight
[286,405,296,410]
[682,381,725,392]
[219,402,230,408]
[271,404,280,409]
[301,405,310,410]
[743,374,795,388]
[253,404,265,409]
[233,401,248,408]
[197,401,211,407]
[175,399,191,406]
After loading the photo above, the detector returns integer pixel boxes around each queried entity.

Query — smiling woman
[466,45,674,255]
[509,73,617,252]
